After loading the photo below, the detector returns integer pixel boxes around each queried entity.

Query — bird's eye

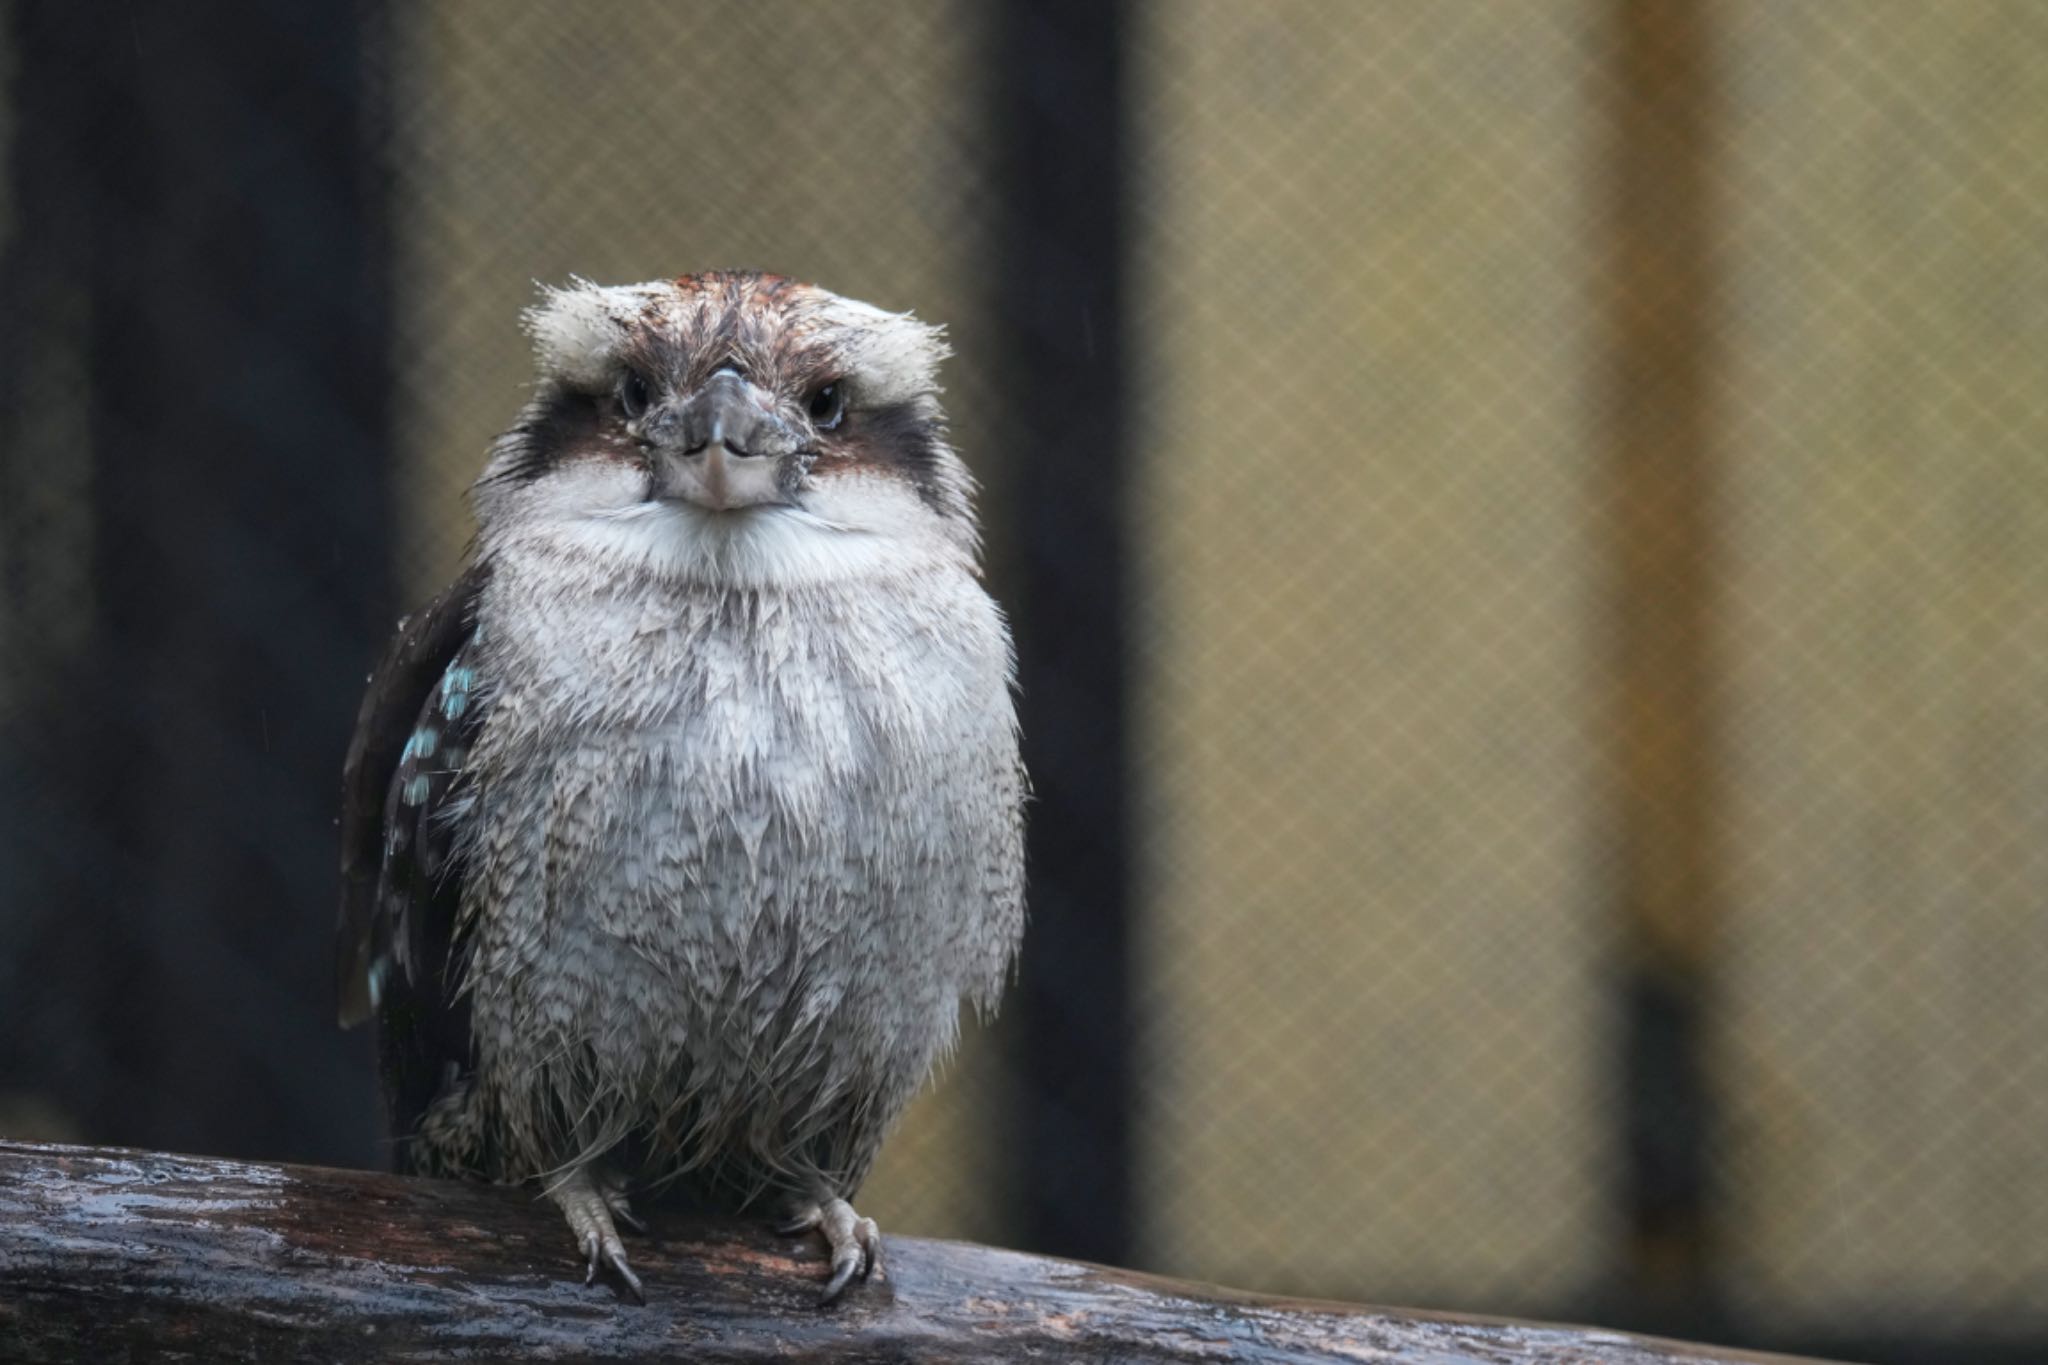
[618,370,652,420]
[807,380,846,431]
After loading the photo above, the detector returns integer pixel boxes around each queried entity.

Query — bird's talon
[610,1249,647,1305]
[857,1215,882,1281]
[820,1253,861,1305]
[809,1197,882,1304]
[554,1166,645,1303]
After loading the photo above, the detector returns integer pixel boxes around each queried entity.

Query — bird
[334,271,1026,1304]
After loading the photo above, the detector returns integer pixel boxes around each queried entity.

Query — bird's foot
[779,1196,882,1304]
[548,1165,646,1304]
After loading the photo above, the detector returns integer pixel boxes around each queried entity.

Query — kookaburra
[335,272,1026,1304]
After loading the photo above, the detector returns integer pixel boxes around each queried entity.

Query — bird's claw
[784,1197,882,1305]
[552,1165,646,1304]
[583,1230,646,1304]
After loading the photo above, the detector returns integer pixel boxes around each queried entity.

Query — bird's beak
[643,369,802,511]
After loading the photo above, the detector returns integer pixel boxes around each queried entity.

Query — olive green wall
[1129,1,1606,1309]
[1715,0,2048,1326]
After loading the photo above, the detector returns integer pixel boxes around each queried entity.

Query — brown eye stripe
[485,388,641,486]
[806,401,951,510]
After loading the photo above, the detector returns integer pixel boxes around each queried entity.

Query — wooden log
[0,1141,1826,1363]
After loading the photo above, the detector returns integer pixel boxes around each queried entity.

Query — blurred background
[1,2,2044,1361]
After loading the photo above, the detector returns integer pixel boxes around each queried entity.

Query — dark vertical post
[0,0,117,1140]
[0,3,395,1166]
[1595,0,1725,1327]
[994,0,1135,1264]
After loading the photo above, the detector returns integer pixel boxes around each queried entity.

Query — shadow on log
[0,1141,1834,1363]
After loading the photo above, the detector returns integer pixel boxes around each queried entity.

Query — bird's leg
[548,1164,646,1304]
[778,1196,882,1304]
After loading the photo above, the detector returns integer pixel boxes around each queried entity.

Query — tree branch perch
[0,1141,1828,1363]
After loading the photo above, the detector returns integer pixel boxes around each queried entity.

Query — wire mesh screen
[1130,2,1608,1310]
[1714,1,2048,1332]
[1127,0,2048,1340]
[1,2,2045,1360]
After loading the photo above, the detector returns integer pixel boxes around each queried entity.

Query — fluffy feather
[522,278,672,391]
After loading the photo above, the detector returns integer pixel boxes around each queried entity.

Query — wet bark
[0,1141,1828,1364]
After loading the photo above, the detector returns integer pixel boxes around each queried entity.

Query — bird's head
[474,272,975,585]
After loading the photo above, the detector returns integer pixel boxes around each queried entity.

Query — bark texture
[0,1141,1831,1364]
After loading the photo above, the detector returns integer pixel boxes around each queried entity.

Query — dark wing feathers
[336,562,489,1029]
[337,563,491,1167]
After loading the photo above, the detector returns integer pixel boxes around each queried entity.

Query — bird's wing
[335,561,490,1032]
